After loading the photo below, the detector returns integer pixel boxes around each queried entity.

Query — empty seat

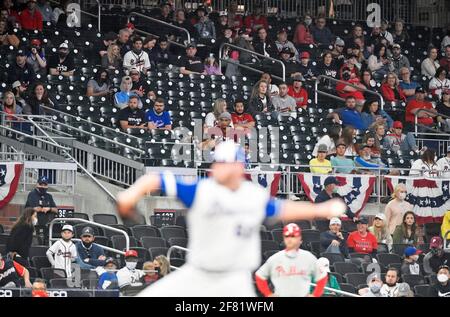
[301,229,320,244]
[72,212,90,220]
[93,214,118,225]
[376,253,402,267]
[40,268,67,280]
[334,262,360,275]
[261,240,280,253]
[148,247,169,261]
[0,234,9,245]
[29,246,49,259]
[122,214,146,227]
[339,283,357,294]
[167,237,188,248]
[131,225,161,240]
[159,226,187,240]
[50,278,72,288]
[320,253,346,268]
[345,272,368,288]
[110,235,139,251]
[140,237,167,249]
[402,274,426,288]
[414,284,431,297]
[32,256,52,271]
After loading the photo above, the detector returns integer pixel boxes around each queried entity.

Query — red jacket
[19,8,43,31]
[293,24,314,45]
[381,83,406,102]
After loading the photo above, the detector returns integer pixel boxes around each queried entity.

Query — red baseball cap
[124,250,138,258]
[283,223,301,237]
[300,51,310,59]
[127,22,135,30]
[31,39,41,46]
[393,121,403,129]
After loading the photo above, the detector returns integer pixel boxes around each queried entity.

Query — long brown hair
[12,208,36,230]
[401,211,416,237]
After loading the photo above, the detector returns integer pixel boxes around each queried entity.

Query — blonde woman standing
[384,184,413,235]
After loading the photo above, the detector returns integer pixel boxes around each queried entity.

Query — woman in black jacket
[6,208,37,267]
[247,79,274,118]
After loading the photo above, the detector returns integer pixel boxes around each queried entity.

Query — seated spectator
[75,227,106,269]
[372,122,387,149]
[102,44,122,71]
[360,70,378,99]
[428,265,450,297]
[298,51,317,81]
[279,47,301,79]
[436,146,450,176]
[392,19,409,46]
[1,1,20,26]
[26,39,46,75]
[233,28,255,65]
[231,99,255,131]
[0,19,19,48]
[312,125,341,157]
[271,82,296,116]
[1,90,23,127]
[423,237,450,275]
[19,0,43,32]
[31,278,49,297]
[393,211,418,245]
[338,96,367,130]
[390,43,410,76]
[253,27,278,59]
[381,72,406,104]
[153,255,170,278]
[201,112,236,151]
[194,7,216,41]
[129,67,154,103]
[405,87,437,129]
[153,37,174,66]
[379,267,402,297]
[275,28,299,62]
[399,67,420,101]
[142,261,159,286]
[204,56,222,75]
[331,37,346,68]
[314,176,356,220]
[429,67,450,99]
[309,144,332,174]
[347,216,378,256]
[96,257,119,290]
[118,95,147,131]
[410,148,439,176]
[436,89,450,131]
[310,15,334,47]
[354,143,386,172]
[205,98,229,130]
[362,272,385,297]
[94,31,117,62]
[361,99,394,130]
[350,42,366,69]
[421,46,440,79]
[114,76,141,109]
[362,132,381,158]
[86,68,111,97]
[117,250,145,294]
[368,44,394,79]
[243,6,268,32]
[158,2,173,23]
[367,25,383,48]
[320,217,349,257]
[9,49,35,86]
[401,246,422,275]
[310,258,341,295]
[116,28,132,57]
[287,75,308,109]
[23,82,54,115]
[440,45,450,73]
[0,250,32,288]
[48,42,75,77]
[336,69,366,106]
[123,37,151,74]
[247,79,274,117]
[146,98,172,130]
[260,73,279,96]
[330,140,356,173]
[293,15,314,46]
[380,19,394,45]
[46,224,77,277]
[316,51,338,80]
[143,35,157,64]
[180,43,205,75]
[383,121,420,153]
[368,213,393,251]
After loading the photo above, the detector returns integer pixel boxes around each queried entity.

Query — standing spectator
[436,89,450,131]
[381,72,406,104]
[48,42,75,77]
[401,246,422,275]
[146,98,172,130]
[114,76,141,109]
[46,224,77,277]
[102,43,122,71]
[36,0,52,22]
[9,49,35,86]
[429,67,450,99]
[442,211,450,244]
[312,125,341,157]
[347,216,378,256]
[428,265,450,297]
[0,252,32,288]
[320,217,349,256]
[123,37,151,74]
[440,45,450,73]
[253,27,278,59]
[384,184,413,235]
[405,87,437,130]
[271,82,296,116]
[0,19,19,48]
[233,28,255,65]
[180,43,205,75]
[19,0,43,32]
[75,227,106,270]
[368,213,393,251]
[24,176,57,229]
[96,258,119,290]
[194,7,216,41]
[390,43,410,76]
[5,208,37,266]
[244,6,268,33]
[118,95,147,131]
[260,73,279,96]
[158,2,172,23]
[421,46,440,79]
[205,98,228,130]
[392,19,409,46]
[368,44,393,79]
[423,237,450,275]
[204,56,222,75]
[26,39,46,75]
[330,140,356,173]
[336,69,366,106]
[410,149,439,176]
[361,99,394,130]
[275,28,299,62]
[399,67,420,101]
[117,250,144,292]
[310,15,334,47]
[23,82,54,115]
[86,68,111,97]
[309,144,332,174]
[380,267,401,297]
[117,28,132,57]
[436,146,450,175]
[293,15,314,46]
[231,99,254,131]
[94,31,117,62]
[393,211,418,245]
[287,75,308,109]
[316,51,338,79]
[247,79,274,117]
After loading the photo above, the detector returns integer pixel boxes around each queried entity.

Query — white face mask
[32,217,38,226]
[126,261,137,270]
[398,192,406,200]
[437,274,449,283]
[411,255,419,262]
[305,18,312,26]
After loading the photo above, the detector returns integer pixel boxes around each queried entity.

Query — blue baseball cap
[213,140,246,164]
[37,176,49,185]
[404,246,422,257]
[324,176,339,187]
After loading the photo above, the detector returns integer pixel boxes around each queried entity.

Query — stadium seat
[330,272,343,284]
[140,237,167,249]
[376,253,402,267]
[0,234,9,245]
[40,268,67,280]
[82,279,99,289]
[29,246,49,259]
[93,236,109,247]
[170,257,185,268]
[93,214,118,225]
[110,235,139,250]
[334,262,360,275]
[108,224,133,236]
[160,226,187,240]
[123,214,146,227]
[376,243,389,254]
[427,274,438,285]
[344,273,369,288]
[263,250,278,261]
[148,247,169,261]
[131,225,161,240]
[0,244,6,255]
[300,230,320,244]
[414,284,431,297]
[320,253,346,269]
[314,220,330,232]
[339,283,357,294]
[32,256,52,271]
[261,240,280,253]
[28,267,39,279]
[423,223,442,243]
[392,244,411,256]
[167,237,188,248]
[402,274,426,288]
[72,212,90,220]
[0,224,3,234]
[50,278,72,288]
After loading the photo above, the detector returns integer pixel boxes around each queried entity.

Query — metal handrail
[218,42,286,82]
[414,108,450,135]
[167,245,188,271]
[315,75,385,109]
[129,12,191,44]
[49,218,129,254]
[309,282,361,297]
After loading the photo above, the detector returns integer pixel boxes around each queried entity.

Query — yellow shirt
[309,158,332,174]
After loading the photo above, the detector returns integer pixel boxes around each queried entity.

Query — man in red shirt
[440,45,450,73]
[231,99,255,131]
[405,87,437,127]
[347,216,378,256]
[19,0,43,32]
[287,75,308,109]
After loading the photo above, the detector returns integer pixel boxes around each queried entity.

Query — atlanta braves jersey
[46,239,77,277]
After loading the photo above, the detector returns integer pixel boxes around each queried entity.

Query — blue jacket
[76,241,106,267]
[341,108,367,130]
[361,110,394,129]
[320,230,349,257]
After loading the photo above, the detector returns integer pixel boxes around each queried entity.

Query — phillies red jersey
[347,231,378,254]
[287,86,308,108]
[231,112,255,125]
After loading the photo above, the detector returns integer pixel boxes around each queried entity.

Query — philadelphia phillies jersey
[255,249,321,297]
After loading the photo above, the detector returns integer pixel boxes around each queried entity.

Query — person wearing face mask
[24,176,58,235]
[255,223,327,297]
[429,265,450,297]
[117,250,145,295]
[75,227,107,270]
[401,246,422,275]
[6,208,38,267]
[362,272,386,297]
[423,236,450,275]
[48,42,75,77]
[96,258,119,290]
[86,68,111,97]
[46,225,77,277]
[384,184,413,235]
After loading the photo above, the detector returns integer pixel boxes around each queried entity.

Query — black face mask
[132,48,142,55]
[342,72,351,81]
[58,52,68,58]
[155,267,161,276]
[38,187,47,195]
[99,78,107,84]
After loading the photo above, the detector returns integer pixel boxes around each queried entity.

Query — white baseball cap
[213,140,245,163]
[329,217,342,226]
[59,42,69,49]
[374,213,386,221]
[61,224,73,232]
[317,257,331,273]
